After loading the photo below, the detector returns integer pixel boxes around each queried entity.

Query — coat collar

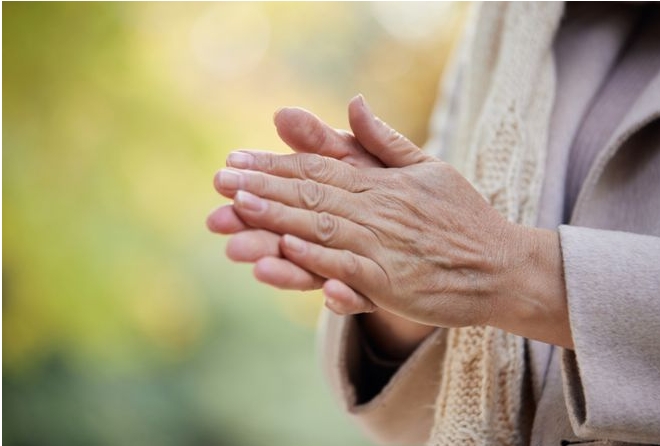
[571,70,660,224]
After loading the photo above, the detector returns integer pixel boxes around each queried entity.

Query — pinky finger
[207,204,248,234]
[323,279,376,315]
[254,256,325,291]
[279,234,386,301]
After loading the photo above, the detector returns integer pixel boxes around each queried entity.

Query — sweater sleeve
[317,309,448,445]
[558,225,660,444]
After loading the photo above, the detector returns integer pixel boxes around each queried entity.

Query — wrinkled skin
[208,97,383,311]
[207,96,573,349]
[211,142,515,328]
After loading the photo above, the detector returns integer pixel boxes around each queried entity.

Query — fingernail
[358,94,372,115]
[227,151,253,169]
[273,107,287,121]
[235,190,265,212]
[217,169,242,190]
[325,296,338,308]
[283,234,306,253]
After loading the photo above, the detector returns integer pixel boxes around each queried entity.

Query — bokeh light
[190,3,271,80]
[371,2,459,43]
[3,3,467,445]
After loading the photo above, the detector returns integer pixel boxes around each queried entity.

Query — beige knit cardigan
[424,3,564,445]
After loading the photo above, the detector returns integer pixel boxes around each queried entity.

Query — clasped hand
[208,96,572,348]
[209,97,521,329]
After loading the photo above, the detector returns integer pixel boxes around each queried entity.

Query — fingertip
[225,233,252,262]
[214,169,243,198]
[206,212,227,234]
[322,280,349,314]
[207,205,246,234]
[273,106,309,132]
[348,94,379,147]
[275,107,351,160]
[253,257,273,283]
[226,230,281,262]
[324,295,350,315]
[252,256,324,290]
[273,106,295,130]
[323,279,375,314]
[350,91,376,114]
[348,93,365,110]
[234,190,267,213]
[273,106,286,122]
[322,278,348,300]
[206,212,218,232]
[281,234,308,255]
[348,95,427,168]
[323,294,373,316]
[226,151,254,169]
[213,169,223,193]
[253,257,290,287]
[348,93,369,124]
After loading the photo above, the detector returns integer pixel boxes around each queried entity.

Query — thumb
[323,279,376,315]
[348,95,433,168]
[273,106,383,168]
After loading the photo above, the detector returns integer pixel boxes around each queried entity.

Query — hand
[214,110,573,347]
[216,151,503,327]
[209,96,439,357]
[208,96,386,313]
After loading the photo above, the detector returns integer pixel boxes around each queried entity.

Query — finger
[233,191,377,256]
[226,151,374,192]
[348,95,433,168]
[280,234,387,301]
[323,279,376,315]
[274,106,382,168]
[207,204,248,234]
[253,256,325,291]
[225,230,281,262]
[215,168,360,221]
[227,230,327,290]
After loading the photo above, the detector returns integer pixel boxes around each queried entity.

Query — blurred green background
[3,2,465,445]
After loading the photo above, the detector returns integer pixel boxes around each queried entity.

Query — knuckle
[298,179,325,210]
[436,160,452,175]
[378,117,409,146]
[248,171,267,194]
[389,169,405,182]
[314,212,339,244]
[386,127,404,144]
[302,154,330,180]
[386,170,409,188]
[341,168,360,192]
[340,250,360,278]
[255,152,276,173]
[308,121,329,150]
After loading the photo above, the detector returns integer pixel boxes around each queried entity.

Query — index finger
[226,151,375,192]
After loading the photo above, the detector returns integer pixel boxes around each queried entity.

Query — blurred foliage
[2,2,467,445]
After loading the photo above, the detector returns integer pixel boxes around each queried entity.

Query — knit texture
[427,3,564,445]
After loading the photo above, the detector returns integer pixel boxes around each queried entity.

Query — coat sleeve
[316,309,448,445]
[558,225,660,444]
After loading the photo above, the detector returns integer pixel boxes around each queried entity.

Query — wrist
[357,309,436,361]
[490,224,574,349]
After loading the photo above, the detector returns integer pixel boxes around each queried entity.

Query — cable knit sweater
[319,2,660,445]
